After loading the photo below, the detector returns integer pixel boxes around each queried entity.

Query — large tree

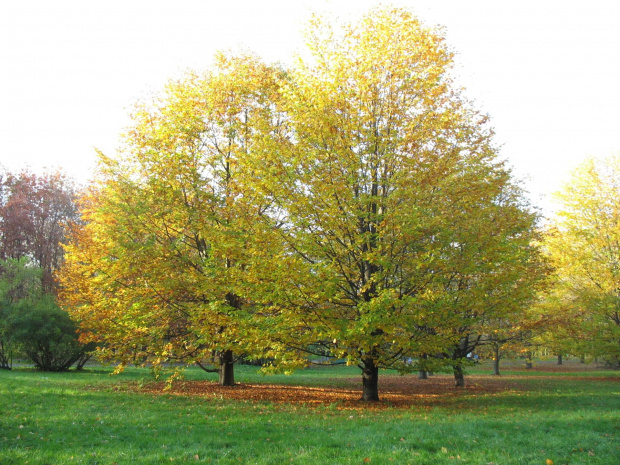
[59,53,285,384]
[257,8,545,398]
[543,155,620,367]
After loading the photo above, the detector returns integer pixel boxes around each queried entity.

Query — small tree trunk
[360,358,379,401]
[451,337,469,387]
[0,340,12,370]
[493,357,501,376]
[218,350,235,386]
[453,364,465,387]
[557,353,563,365]
[75,352,92,370]
[493,344,501,376]
[418,353,429,379]
[525,351,533,369]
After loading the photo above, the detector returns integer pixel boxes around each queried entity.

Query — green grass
[1,362,619,464]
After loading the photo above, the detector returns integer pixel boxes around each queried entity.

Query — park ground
[1,359,619,464]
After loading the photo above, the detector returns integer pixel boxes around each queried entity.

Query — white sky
[1,0,619,216]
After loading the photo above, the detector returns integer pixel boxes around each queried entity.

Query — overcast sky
[1,0,619,216]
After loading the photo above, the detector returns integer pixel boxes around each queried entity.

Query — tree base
[360,359,379,401]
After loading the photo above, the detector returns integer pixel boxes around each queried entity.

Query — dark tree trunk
[451,336,470,387]
[74,352,91,370]
[418,353,429,379]
[218,350,235,386]
[0,342,12,370]
[557,353,563,365]
[453,363,465,387]
[215,292,242,387]
[360,358,379,401]
[493,344,501,376]
[525,351,533,369]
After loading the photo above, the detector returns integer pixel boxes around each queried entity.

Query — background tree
[543,155,620,367]
[433,182,547,385]
[0,169,78,293]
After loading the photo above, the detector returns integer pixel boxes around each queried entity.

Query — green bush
[1,258,93,371]
[10,295,92,371]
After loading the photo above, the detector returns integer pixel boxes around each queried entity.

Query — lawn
[1,360,618,464]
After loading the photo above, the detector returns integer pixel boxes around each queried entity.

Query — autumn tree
[531,282,585,364]
[59,54,286,385]
[256,8,545,398]
[0,169,78,293]
[435,189,547,385]
[543,155,620,367]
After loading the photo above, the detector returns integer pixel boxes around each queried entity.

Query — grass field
[1,360,618,464]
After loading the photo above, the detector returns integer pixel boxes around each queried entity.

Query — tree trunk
[418,353,429,379]
[451,337,469,387]
[453,363,465,387]
[360,358,379,401]
[218,350,235,386]
[75,352,92,370]
[525,351,533,369]
[557,353,563,365]
[493,344,501,376]
[0,343,12,370]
